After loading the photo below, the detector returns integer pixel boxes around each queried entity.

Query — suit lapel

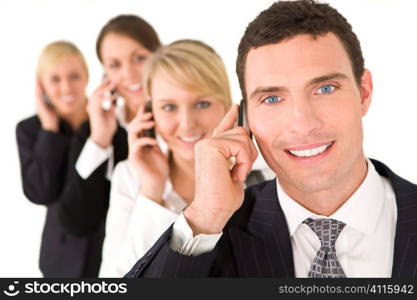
[226,160,417,278]
[228,180,295,277]
[372,159,417,277]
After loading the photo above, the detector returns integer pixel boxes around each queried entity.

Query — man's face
[245,33,372,198]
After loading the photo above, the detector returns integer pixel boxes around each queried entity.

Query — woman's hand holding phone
[88,80,118,148]
[128,104,168,204]
[35,79,59,132]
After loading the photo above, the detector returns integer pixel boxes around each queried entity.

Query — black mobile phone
[143,101,156,138]
[238,99,252,138]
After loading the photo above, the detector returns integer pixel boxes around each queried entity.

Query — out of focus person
[16,41,89,277]
[56,15,161,276]
[100,40,273,277]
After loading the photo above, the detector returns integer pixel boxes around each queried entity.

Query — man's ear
[359,69,373,117]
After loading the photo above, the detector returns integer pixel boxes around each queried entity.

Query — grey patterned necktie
[303,218,346,278]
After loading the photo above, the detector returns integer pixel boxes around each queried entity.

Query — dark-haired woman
[57,15,161,276]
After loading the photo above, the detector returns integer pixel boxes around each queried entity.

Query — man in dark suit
[126,0,417,278]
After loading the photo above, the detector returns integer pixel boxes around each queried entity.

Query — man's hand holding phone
[184,103,258,235]
[35,79,59,132]
[88,80,118,148]
[128,103,168,204]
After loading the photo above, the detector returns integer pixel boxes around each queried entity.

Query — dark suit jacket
[58,120,128,237]
[16,116,127,277]
[56,120,128,276]
[16,116,88,277]
[125,159,417,278]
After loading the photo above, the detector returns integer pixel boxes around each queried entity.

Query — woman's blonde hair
[142,39,232,109]
[36,41,88,78]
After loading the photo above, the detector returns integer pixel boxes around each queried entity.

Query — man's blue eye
[263,95,281,104]
[317,84,335,94]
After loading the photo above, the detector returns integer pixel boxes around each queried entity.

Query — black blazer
[16,116,88,277]
[57,121,128,236]
[16,116,128,277]
[56,120,128,276]
[125,159,417,278]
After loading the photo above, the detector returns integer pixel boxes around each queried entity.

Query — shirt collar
[277,159,386,236]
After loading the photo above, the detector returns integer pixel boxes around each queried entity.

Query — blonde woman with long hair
[100,40,271,277]
[16,41,90,277]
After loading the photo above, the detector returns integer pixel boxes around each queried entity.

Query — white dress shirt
[170,159,397,277]
[100,150,274,277]
[99,159,188,277]
[75,103,127,181]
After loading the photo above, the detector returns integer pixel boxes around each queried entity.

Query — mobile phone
[39,79,53,107]
[42,92,53,107]
[238,99,252,138]
[101,73,122,111]
[101,89,125,111]
[143,101,156,138]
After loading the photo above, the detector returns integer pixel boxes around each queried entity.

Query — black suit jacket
[58,121,128,237]
[16,116,128,277]
[16,116,89,277]
[56,120,128,276]
[125,159,417,278]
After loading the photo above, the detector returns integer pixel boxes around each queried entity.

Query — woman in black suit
[55,15,161,276]
[16,41,90,277]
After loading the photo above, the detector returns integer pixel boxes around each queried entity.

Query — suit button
[133,261,146,277]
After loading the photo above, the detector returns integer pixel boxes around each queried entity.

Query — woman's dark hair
[96,14,161,61]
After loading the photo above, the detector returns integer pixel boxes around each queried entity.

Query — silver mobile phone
[101,73,122,111]
[43,92,53,107]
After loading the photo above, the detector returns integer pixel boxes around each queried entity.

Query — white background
[0,0,416,276]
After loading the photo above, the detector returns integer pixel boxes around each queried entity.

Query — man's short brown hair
[236,0,364,98]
